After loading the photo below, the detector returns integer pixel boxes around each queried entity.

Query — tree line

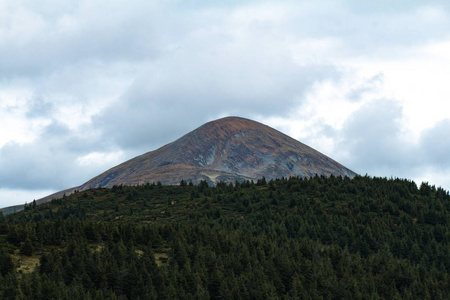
[0,175,448,299]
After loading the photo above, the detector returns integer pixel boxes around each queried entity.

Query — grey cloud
[334,100,450,186]
[0,121,113,190]
[347,74,384,102]
[0,1,165,77]
[0,141,74,190]
[0,140,88,190]
[3,0,448,81]
[335,99,413,175]
[25,96,54,119]
[345,0,450,13]
[40,121,72,140]
[284,1,450,54]
[419,119,450,167]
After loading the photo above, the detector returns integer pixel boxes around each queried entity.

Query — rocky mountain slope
[79,116,356,189]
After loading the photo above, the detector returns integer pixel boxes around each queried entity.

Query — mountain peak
[184,116,272,142]
[78,116,356,189]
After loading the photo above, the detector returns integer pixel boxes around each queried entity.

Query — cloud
[0,188,55,208]
[0,120,122,190]
[334,99,409,174]
[332,100,450,187]
[25,96,54,119]
[419,119,450,167]
[0,0,164,77]
[345,0,450,13]
[346,74,384,102]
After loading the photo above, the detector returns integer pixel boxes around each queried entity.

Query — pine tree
[0,249,14,276]
[20,237,34,256]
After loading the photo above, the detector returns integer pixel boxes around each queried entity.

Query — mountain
[0,116,356,214]
[79,116,356,189]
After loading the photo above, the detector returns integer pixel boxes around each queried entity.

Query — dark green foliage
[0,249,14,276]
[20,237,34,256]
[0,176,448,299]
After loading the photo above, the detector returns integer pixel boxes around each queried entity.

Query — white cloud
[341,40,450,138]
[0,89,37,146]
[0,188,55,209]
[76,151,125,168]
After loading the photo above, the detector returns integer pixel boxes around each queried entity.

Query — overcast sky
[1,0,450,207]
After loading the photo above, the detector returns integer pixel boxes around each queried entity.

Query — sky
[1,0,450,207]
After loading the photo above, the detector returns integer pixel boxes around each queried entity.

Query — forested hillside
[0,175,448,299]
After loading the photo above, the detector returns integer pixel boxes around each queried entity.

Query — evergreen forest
[0,175,448,299]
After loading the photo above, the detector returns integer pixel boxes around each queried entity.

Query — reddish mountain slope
[78,116,356,189]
